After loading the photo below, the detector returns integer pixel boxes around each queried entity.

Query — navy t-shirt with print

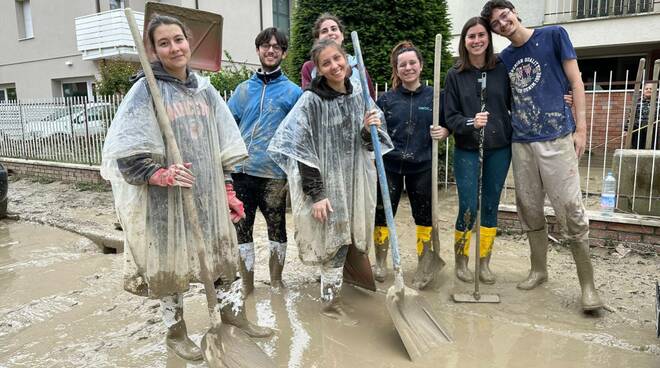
[499,26,577,143]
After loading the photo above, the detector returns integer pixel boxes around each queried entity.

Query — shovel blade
[451,293,500,304]
[412,247,446,290]
[386,284,452,361]
[201,324,275,368]
[343,243,376,291]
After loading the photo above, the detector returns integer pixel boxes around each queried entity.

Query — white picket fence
[0,73,658,216]
[0,95,122,165]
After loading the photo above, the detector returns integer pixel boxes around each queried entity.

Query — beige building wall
[0,0,291,99]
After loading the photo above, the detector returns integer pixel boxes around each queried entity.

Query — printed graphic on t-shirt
[510,57,541,94]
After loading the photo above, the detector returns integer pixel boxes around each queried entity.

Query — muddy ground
[0,177,658,367]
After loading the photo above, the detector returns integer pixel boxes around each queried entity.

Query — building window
[16,0,34,39]
[272,0,290,35]
[577,0,654,19]
[63,82,91,98]
[109,0,126,10]
[0,87,17,102]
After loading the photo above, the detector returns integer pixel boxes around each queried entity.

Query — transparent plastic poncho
[100,75,247,298]
[268,79,393,265]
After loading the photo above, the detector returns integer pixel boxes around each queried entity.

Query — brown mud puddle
[1,193,659,367]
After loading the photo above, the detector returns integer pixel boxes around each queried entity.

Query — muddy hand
[148,163,195,188]
[312,198,333,223]
[430,126,449,141]
[363,109,381,130]
[573,128,586,159]
[225,183,245,223]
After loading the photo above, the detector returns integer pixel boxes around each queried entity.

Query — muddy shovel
[412,34,447,290]
[451,72,500,304]
[125,9,274,368]
[352,31,452,361]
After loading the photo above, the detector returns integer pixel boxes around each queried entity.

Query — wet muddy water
[0,191,658,367]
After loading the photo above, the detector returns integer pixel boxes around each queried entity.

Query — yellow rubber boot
[479,227,497,284]
[454,229,473,283]
[373,226,389,282]
[412,225,435,289]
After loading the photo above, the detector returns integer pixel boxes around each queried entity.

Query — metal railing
[545,0,656,23]
[0,95,122,165]
[1,71,658,217]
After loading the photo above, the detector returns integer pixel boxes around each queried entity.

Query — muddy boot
[161,294,202,361]
[454,229,474,283]
[269,240,287,289]
[320,266,357,326]
[478,226,497,285]
[217,279,273,338]
[517,227,549,290]
[569,239,603,311]
[238,242,255,295]
[373,226,389,282]
[412,226,436,289]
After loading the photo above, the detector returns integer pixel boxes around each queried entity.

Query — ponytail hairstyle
[146,14,191,52]
[390,41,424,90]
[310,38,346,69]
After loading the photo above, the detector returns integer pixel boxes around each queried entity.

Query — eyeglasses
[490,9,511,31]
[259,43,283,52]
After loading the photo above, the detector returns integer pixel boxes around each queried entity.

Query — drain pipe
[259,0,263,30]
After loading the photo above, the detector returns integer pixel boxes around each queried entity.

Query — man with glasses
[481,1,603,312]
[228,27,302,294]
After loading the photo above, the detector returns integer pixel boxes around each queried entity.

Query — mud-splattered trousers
[375,168,432,227]
[233,173,288,245]
[453,146,511,231]
[512,134,589,240]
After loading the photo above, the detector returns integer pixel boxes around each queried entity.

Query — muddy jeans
[232,173,288,244]
[512,134,589,241]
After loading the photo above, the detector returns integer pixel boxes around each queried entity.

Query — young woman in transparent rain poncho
[268,39,393,324]
[100,15,271,362]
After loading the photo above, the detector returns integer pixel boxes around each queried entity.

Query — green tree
[96,60,140,96]
[205,51,253,96]
[284,0,453,88]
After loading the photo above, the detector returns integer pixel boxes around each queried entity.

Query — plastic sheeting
[268,78,392,265]
[101,74,247,298]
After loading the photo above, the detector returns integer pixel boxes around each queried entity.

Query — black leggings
[232,173,288,244]
[375,169,432,227]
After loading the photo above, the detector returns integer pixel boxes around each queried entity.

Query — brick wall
[582,91,634,158]
[0,158,105,184]
[498,205,660,255]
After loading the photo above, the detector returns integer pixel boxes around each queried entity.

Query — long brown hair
[390,41,424,90]
[456,17,496,72]
[312,13,345,40]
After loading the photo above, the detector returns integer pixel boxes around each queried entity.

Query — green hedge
[283,0,453,88]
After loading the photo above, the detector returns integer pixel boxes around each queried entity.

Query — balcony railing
[75,9,144,61]
[545,0,656,23]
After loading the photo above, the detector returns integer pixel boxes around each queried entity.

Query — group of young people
[101,0,603,361]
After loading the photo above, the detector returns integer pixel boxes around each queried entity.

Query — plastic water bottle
[600,171,616,214]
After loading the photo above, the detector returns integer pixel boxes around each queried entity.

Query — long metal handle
[431,34,442,254]
[473,72,487,299]
[351,31,401,270]
[125,8,219,315]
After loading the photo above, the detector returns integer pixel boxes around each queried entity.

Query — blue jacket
[376,85,442,174]
[228,72,302,179]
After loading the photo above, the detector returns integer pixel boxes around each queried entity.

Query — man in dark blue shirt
[482,0,603,312]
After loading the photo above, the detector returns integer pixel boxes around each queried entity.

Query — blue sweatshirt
[228,71,302,179]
